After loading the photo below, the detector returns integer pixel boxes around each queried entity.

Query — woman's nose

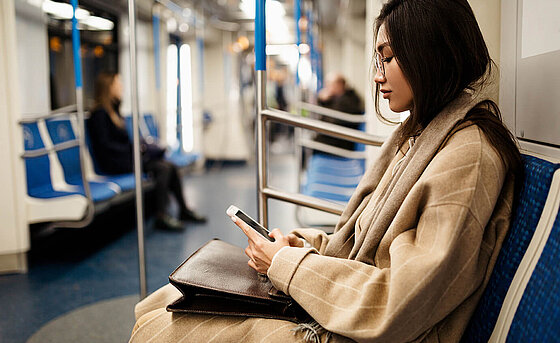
[374,67,386,84]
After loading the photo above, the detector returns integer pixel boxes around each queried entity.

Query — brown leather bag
[167,239,310,323]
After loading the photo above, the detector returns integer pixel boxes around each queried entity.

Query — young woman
[129,0,522,341]
[88,72,206,231]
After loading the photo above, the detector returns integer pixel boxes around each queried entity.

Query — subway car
[1,0,559,342]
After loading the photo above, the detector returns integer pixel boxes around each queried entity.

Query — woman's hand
[232,216,300,273]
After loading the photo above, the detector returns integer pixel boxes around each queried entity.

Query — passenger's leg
[130,310,308,343]
[131,284,345,343]
[168,162,189,212]
[166,162,206,223]
[145,159,172,217]
[145,160,183,230]
[135,284,181,320]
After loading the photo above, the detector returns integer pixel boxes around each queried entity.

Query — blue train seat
[22,122,89,224]
[124,113,200,169]
[462,153,560,342]
[505,200,560,342]
[45,119,118,203]
[143,113,159,138]
[302,122,367,204]
[22,122,81,199]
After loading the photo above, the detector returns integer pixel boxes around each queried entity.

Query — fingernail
[230,215,237,223]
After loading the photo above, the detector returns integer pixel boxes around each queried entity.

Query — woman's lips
[381,90,391,99]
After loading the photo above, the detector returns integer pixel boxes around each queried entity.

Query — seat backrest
[45,118,82,185]
[124,115,134,141]
[354,121,366,152]
[144,113,159,139]
[84,118,104,175]
[505,203,560,342]
[22,122,54,194]
[462,154,560,342]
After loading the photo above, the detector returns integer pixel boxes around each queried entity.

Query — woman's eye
[383,56,394,63]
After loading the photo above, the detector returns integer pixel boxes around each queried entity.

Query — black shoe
[155,214,185,231]
[180,209,207,223]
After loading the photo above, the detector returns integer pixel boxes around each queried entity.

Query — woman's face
[109,75,123,101]
[374,24,413,113]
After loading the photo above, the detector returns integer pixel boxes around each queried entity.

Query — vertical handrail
[70,0,94,224]
[128,0,147,300]
[255,0,268,226]
[294,0,301,86]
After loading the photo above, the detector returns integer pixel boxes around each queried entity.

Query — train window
[166,42,195,153]
[45,1,118,110]
[166,43,178,148]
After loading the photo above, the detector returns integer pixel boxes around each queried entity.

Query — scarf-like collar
[324,89,487,262]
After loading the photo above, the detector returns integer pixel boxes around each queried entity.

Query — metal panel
[515,0,560,147]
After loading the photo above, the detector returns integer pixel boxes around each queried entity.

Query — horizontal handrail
[21,140,80,158]
[262,108,384,146]
[298,102,366,123]
[18,104,78,123]
[298,138,367,159]
[262,187,345,215]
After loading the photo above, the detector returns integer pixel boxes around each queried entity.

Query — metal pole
[70,0,94,222]
[255,0,267,226]
[256,71,267,227]
[128,0,147,300]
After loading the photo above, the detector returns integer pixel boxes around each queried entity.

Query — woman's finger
[286,234,304,247]
[248,259,260,273]
[231,215,261,243]
[269,228,285,241]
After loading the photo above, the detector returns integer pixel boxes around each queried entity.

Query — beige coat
[130,91,514,343]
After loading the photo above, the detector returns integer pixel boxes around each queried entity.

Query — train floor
[0,152,301,343]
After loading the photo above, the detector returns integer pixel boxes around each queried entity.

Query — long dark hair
[374,0,523,190]
[94,72,124,128]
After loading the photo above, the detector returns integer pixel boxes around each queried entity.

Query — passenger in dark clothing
[88,72,206,230]
[315,73,364,150]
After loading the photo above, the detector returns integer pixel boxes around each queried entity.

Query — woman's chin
[388,103,405,113]
[388,101,412,113]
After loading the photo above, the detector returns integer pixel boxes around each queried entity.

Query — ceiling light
[81,16,114,31]
[42,0,89,20]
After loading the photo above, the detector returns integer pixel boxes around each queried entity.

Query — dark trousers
[144,159,188,216]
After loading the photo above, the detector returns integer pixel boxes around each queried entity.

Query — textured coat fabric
[130,91,514,343]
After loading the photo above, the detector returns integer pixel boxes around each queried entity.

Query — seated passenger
[129,0,523,341]
[88,72,206,230]
[315,73,364,151]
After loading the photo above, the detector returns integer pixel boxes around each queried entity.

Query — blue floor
[0,154,300,343]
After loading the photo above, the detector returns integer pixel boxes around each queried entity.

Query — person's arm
[268,126,509,341]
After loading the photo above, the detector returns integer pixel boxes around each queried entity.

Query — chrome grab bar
[297,101,366,123]
[18,104,79,123]
[256,73,384,226]
[21,140,80,158]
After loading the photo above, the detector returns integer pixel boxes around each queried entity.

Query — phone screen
[234,209,274,241]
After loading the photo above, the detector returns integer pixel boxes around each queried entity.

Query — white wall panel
[1,0,30,272]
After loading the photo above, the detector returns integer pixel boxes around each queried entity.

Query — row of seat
[21,111,199,228]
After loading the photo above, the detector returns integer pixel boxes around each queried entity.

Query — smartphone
[226,205,274,241]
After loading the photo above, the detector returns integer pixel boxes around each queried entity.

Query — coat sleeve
[267,126,509,342]
[289,228,332,254]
